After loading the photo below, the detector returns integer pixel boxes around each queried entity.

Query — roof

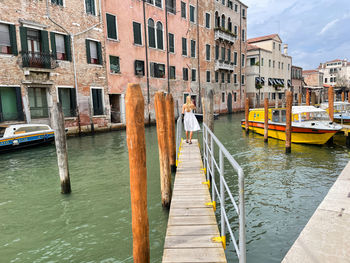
[292,65,303,70]
[292,106,326,114]
[247,44,271,53]
[302,70,319,74]
[247,34,281,44]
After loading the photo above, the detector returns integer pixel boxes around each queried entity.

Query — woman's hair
[184,96,193,112]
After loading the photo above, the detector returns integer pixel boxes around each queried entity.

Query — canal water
[1,113,348,262]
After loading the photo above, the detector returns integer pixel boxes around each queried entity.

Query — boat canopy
[292,106,326,114]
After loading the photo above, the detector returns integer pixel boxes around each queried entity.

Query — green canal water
[1,113,348,262]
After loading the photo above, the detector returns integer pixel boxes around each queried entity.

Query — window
[206,71,211,82]
[215,45,219,60]
[28,87,48,118]
[191,39,196,57]
[241,54,245,67]
[242,8,246,17]
[133,22,142,45]
[91,88,104,116]
[206,44,210,61]
[221,47,225,61]
[0,23,17,55]
[0,87,23,122]
[155,0,162,8]
[181,2,186,18]
[215,72,219,83]
[334,77,337,82]
[234,74,237,84]
[273,42,275,49]
[169,33,174,53]
[85,0,96,15]
[221,72,225,83]
[278,61,280,69]
[182,37,187,56]
[273,60,275,68]
[269,59,271,67]
[150,62,165,78]
[233,52,237,65]
[234,92,237,102]
[235,4,238,12]
[190,5,195,23]
[148,19,156,48]
[166,0,176,14]
[330,77,333,82]
[170,66,176,79]
[325,78,328,83]
[261,58,264,66]
[241,74,245,85]
[106,13,118,40]
[279,44,281,51]
[205,13,210,28]
[227,48,231,62]
[288,64,290,70]
[156,22,163,50]
[191,69,196,81]
[58,88,77,117]
[183,93,189,104]
[51,0,63,6]
[134,60,145,76]
[183,68,188,81]
[227,73,231,83]
[242,29,245,41]
[51,33,71,61]
[282,62,284,69]
[109,55,120,73]
[234,25,238,36]
[222,92,225,103]
[86,40,102,65]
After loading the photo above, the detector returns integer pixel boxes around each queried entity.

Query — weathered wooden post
[285,91,293,153]
[88,100,95,135]
[306,89,310,106]
[51,102,71,194]
[125,83,150,263]
[342,91,345,102]
[311,92,316,105]
[154,92,172,208]
[328,86,334,122]
[348,91,350,103]
[245,98,249,134]
[165,94,176,172]
[203,88,214,132]
[298,93,302,106]
[264,98,269,143]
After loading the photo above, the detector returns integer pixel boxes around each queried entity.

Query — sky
[244,0,350,70]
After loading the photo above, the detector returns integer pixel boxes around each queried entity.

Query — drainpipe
[239,4,243,110]
[142,0,151,124]
[258,48,261,107]
[165,2,170,94]
[196,0,201,112]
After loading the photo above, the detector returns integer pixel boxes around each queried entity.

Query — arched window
[221,14,225,29]
[228,18,232,32]
[148,18,156,48]
[156,21,163,50]
[215,11,219,28]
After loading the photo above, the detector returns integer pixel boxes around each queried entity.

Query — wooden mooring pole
[125,83,150,263]
[285,91,293,153]
[245,97,249,134]
[298,93,302,106]
[154,92,172,208]
[328,86,334,122]
[311,92,316,105]
[51,102,71,194]
[306,89,310,106]
[264,98,269,143]
[203,88,214,132]
[165,94,176,172]
[342,91,345,102]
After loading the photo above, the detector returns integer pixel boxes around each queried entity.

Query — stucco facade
[291,65,303,102]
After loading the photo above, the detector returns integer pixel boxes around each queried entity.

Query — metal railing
[21,51,58,69]
[202,123,246,263]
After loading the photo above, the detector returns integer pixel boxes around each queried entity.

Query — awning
[255,77,261,84]
[287,80,292,87]
[268,78,273,85]
[261,77,265,84]
[281,79,285,85]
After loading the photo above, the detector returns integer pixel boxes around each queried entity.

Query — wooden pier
[282,161,350,262]
[162,139,227,263]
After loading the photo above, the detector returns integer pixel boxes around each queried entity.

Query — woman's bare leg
[190,131,193,143]
[186,131,189,142]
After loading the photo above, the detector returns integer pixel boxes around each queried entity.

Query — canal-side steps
[162,139,227,263]
[282,161,350,262]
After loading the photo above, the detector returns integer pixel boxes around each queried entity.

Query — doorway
[109,94,121,123]
[227,92,232,113]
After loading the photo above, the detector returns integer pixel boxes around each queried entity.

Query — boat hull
[0,132,54,153]
[241,121,337,145]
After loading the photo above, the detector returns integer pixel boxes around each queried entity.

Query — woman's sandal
[186,140,189,143]
[189,141,192,144]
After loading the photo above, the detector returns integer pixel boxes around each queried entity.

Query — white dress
[184,110,200,132]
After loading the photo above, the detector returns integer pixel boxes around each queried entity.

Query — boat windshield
[0,127,6,138]
[297,111,331,122]
[14,126,49,135]
[335,104,350,112]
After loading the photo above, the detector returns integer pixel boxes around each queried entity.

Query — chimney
[283,44,288,55]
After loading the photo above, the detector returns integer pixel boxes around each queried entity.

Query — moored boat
[320,101,350,123]
[0,124,54,153]
[241,106,342,145]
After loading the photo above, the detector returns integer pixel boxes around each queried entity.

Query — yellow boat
[241,106,342,145]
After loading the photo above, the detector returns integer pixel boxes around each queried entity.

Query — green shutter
[64,35,72,61]
[15,87,24,121]
[133,22,141,45]
[69,88,77,116]
[50,32,57,60]
[9,25,18,56]
[19,27,28,67]
[85,39,91,64]
[106,14,117,40]
[97,41,102,65]
[40,30,50,68]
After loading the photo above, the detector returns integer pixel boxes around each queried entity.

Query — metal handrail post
[239,169,246,263]
[219,149,225,241]
[211,135,215,203]
[205,127,209,181]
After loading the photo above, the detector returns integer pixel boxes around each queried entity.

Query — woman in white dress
[182,96,200,144]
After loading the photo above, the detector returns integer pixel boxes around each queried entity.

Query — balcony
[215,60,235,71]
[246,65,259,76]
[214,28,236,44]
[20,51,58,70]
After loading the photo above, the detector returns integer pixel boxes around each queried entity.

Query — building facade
[245,34,292,107]
[291,65,303,103]
[0,0,109,133]
[302,69,324,104]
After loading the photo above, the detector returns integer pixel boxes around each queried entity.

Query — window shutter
[97,41,102,65]
[9,25,18,56]
[41,30,50,54]
[19,27,28,66]
[15,87,24,121]
[69,88,77,116]
[59,0,63,5]
[50,32,57,60]
[92,89,98,115]
[150,62,155,77]
[64,35,72,61]
[133,22,141,45]
[85,39,91,63]
[106,14,117,39]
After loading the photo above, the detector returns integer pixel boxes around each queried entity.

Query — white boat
[320,101,350,123]
[0,124,55,153]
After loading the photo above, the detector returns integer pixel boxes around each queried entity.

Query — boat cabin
[0,124,52,139]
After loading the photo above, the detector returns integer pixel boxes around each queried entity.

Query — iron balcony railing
[21,51,58,69]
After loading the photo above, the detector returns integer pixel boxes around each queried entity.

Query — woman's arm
[182,104,185,114]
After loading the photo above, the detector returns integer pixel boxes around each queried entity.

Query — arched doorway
[227,92,232,113]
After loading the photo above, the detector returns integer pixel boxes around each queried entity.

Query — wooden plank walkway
[282,161,350,263]
[162,139,227,263]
